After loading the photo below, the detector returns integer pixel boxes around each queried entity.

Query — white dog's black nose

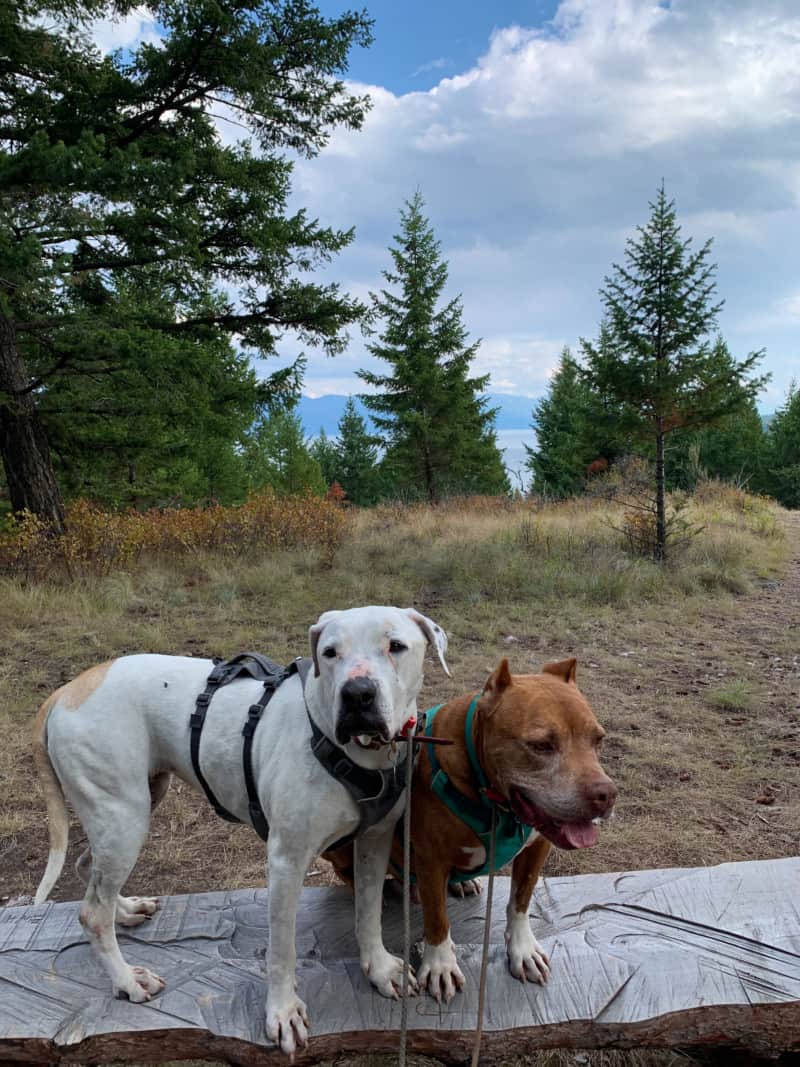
[341,676,378,711]
[337,677,386,744]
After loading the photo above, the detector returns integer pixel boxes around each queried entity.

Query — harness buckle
[207,666,227,684]
[242,704,263,738]
[195,692,211,709]
[189,711,205,730]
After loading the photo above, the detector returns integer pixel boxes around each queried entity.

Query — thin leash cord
[470,805,497,1067]
[398,726,415,1067]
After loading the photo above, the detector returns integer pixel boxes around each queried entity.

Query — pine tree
[335,397,383,505]
[0,0,371,528]
[309,429,340,487]
[762,383,800,507]
[359,192,509,502]
[525,346,621,498]
[582,185,767,559]
[242,410,326,497]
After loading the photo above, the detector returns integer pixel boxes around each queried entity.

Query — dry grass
[1,488,798,1066]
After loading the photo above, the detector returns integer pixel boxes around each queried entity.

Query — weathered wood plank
[1,858,799,1064]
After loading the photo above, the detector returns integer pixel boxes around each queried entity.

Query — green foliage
[0,0,372,520]
[309,429,340,486]
[335,396,384,505]
[761,382,800,508]
[241,409,326,497]
[359,192,509,502]
[668,393,767,491]
[582,184,768,558]
[526,345,624,498]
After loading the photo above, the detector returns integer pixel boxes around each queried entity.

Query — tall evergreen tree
[335,396,383,505]
[582,185,767,559]
[525,345,622,498]
[359,192,508,502]
[242,409,325,497]
[0,0,371,528]
[309,429,339,487]
[761,383,800,508]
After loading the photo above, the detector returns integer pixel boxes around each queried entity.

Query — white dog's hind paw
[449,878,481,898]
[266,994,309,1056]
[116,895,159,927]
[115,965,165,1002]
[362,949,418,999]
[417,938,465,1003]
[505,922,550,984]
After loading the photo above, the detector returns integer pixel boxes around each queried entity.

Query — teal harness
[400,695,531,884]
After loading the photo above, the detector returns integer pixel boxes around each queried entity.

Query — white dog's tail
[32,694,69,904]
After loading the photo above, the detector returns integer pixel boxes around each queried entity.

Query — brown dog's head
[476,658,616,851]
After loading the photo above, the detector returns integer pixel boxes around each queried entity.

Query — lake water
[497,428,536,491]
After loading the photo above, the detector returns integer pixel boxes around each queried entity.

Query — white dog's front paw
[115,965,165,1002]
[361,949,418,999]
[266,993,309,1056]
[417,938,465,1003]
[505,918,550,984]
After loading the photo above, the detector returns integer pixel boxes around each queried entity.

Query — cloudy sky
[98,0,800,410]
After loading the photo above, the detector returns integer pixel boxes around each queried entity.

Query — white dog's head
[308,605,450,752]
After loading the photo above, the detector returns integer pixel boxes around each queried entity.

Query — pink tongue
[561,821,599,848]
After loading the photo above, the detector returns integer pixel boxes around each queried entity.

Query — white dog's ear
[405,608,451,677]
[309,610,343,678]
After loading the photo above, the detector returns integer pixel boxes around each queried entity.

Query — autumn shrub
[0,491,348,580]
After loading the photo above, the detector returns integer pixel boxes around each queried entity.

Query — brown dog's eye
[527,738,556,754]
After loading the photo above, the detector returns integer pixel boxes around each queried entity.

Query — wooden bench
[2,857,799,1064]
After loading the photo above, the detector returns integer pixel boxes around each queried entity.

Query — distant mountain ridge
[297,393,538,436]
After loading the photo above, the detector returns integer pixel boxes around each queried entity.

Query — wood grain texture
[2,858,799,1064]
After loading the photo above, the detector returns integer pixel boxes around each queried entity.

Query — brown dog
[328,655,616,1001]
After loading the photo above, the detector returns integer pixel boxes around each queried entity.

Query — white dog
[33,606,449,1055]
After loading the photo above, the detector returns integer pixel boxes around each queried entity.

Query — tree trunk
[423,441,437,504]
[655,420,666,561]
[0,314,66,531]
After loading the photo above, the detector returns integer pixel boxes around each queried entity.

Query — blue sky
[314,0,561,93]
[95,1,800,412]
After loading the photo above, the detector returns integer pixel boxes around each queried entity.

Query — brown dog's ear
[541,657,577,684]
[481,658,512,714]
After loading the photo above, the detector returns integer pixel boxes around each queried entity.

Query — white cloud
[287,0,800,404]
[412,57,452,78]
[472,336,563,394]
[90,7,160,53]
[781,293,800,319]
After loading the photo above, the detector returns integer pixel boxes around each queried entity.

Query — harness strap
[422,697,530,883]
[191,653,306,841]
[190,672,240,826]
[426,698,492,838]
[191,653,412,852]
[300,659,413,845]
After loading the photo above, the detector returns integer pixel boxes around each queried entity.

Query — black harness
[189,652,412,849]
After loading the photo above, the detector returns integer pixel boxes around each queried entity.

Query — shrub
[0,491,348,580]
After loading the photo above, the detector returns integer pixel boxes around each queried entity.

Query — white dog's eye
[322,646,337,659]
[389,639,407,654]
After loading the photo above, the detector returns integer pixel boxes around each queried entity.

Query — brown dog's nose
[586,776,617,816]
